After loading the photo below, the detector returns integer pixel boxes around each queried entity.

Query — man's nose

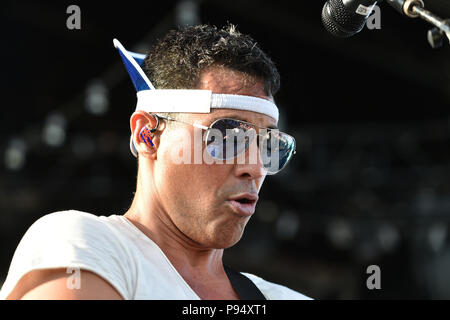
[233,136,267,180]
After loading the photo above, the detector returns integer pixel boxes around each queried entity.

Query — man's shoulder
[21,210,122,251]
[33,209,102,226]
[242,272,313,300]
[0,210,133,300]
[30,210,111,235]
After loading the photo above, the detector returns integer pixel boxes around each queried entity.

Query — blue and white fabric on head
[113,39,280,157]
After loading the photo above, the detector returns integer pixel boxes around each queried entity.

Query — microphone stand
[385,0,450,48]
[413,5,450,48]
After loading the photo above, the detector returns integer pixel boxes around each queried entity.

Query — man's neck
[126,206,223,268]
[124,202,239,299]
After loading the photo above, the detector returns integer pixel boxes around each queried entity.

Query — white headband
[135,90,279,121]
[130,90,279,157]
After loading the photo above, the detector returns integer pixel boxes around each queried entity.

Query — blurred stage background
[1,0,450,299]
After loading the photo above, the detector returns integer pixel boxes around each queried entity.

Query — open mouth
[227,194,258,217]
[234,198,255,204]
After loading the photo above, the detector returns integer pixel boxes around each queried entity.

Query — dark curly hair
[143,24,280,97]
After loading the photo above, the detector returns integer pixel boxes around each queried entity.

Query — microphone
[322,0,378,37]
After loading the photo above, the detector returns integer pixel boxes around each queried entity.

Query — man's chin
[189,214,249,249]
[209,230,244,249]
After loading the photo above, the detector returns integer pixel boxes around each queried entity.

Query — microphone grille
[322,0,369,38]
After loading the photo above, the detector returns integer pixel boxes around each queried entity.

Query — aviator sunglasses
[150,114,296,175]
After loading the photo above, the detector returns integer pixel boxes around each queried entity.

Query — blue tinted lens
[259,131,296,174]
[205,119,296,174]
[206,119,253,160]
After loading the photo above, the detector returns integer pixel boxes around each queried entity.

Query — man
[0,24,310,300]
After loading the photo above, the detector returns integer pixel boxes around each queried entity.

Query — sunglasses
[153,114,296,175]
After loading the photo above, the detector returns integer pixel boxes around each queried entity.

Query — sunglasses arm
[193,123,209,130]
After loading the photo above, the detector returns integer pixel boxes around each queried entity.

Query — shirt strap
[224,265,267,300]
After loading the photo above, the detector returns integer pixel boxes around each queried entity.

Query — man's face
[153,67,277,249]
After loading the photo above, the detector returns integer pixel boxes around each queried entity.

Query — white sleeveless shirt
[0,210,311,300]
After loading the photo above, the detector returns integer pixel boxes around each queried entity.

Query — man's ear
[130,111,160,158]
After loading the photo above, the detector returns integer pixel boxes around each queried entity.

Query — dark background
[1,0,450,299]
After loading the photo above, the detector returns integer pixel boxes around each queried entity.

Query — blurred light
[377,223,400,253]
[256,200,279,223]
[42,112,67,147]
[424,249,450,299]
[275,210,300,240]
[85,80,109,115]
[428,223,447,253]
[4,138,27,171]
[175,0,200,27]
[327,219,353,250]
[71,134,95,159]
